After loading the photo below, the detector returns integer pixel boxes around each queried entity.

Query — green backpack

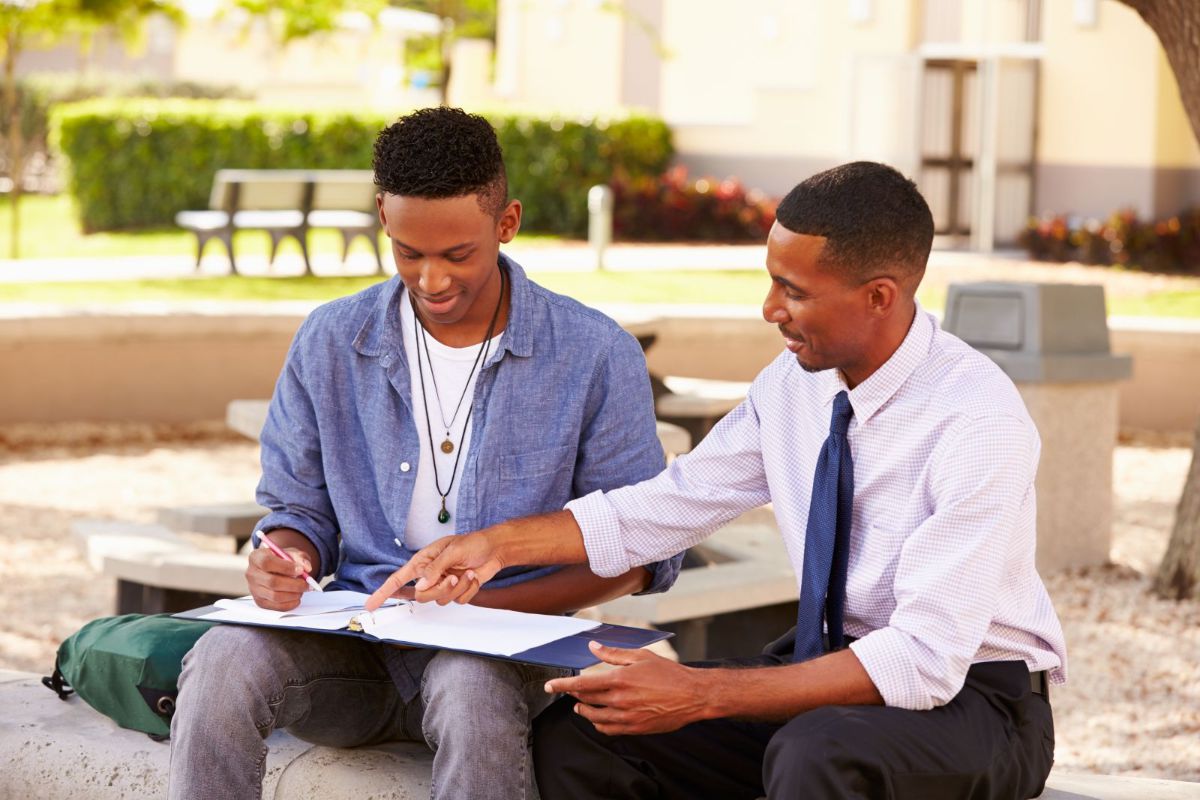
[42,614,215,740]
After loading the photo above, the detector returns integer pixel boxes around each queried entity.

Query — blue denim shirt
[255,254,683,599]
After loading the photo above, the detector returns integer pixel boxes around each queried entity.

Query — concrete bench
[175,169,382,275]
[157,501,268,549]
[0,669,432,799]
[653,375,749,446]
[73,519,247,614]
[3,670,1195,800]
[598,507,798,660]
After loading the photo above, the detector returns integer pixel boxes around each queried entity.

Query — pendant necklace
[417,297,492,455]
[412,267,507,524]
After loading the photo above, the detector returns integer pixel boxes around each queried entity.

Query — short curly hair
[373,107,508,218]
[776,161,933,289]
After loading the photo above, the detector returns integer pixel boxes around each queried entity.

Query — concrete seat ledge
[0,670,433,799]
[3,671,1198,799]
[157,502,267,540]
[656,375,749,418]
[72,518,249,597]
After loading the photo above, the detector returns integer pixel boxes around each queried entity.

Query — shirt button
[400,462,411,472]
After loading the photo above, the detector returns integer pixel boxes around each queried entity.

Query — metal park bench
[175,169,383,275]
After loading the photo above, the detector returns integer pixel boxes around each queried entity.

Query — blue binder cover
[174,606,671,671]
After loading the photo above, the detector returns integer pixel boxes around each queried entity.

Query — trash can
[943,282,1132,572]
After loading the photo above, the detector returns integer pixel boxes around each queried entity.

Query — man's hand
[246,545,315,611]
[364,531,506,611]
[545,642,713,736]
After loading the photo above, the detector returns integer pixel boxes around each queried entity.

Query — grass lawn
[0,194,564,260]
[0,194,192,259]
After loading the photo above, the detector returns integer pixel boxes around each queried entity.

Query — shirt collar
[352,252,534,360]
[818,302,935,427]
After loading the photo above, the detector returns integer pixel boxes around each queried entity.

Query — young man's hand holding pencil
[246,529,322,611]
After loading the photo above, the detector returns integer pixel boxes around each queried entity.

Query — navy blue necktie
[793,390,855,662]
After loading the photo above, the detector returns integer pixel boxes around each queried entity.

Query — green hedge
[50,100,673,235]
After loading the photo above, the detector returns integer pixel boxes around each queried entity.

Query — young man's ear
[497,199,522,244]
[376,192,387,229]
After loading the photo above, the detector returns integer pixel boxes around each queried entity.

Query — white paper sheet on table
[357,602,598,657]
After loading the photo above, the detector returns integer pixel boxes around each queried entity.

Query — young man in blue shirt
[168,107,682,800]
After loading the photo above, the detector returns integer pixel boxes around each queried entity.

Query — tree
[0,0,179,259]
[399,0,494,105]
[232,0,387,42]
[1116,0,1200,600]
[1156,421,1200,600]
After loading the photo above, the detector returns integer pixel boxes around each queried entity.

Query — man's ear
[376,192,387,229]
[497,199,522,244]
[866,276,900,317]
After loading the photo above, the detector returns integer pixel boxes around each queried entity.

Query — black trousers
[532,656,1054,800]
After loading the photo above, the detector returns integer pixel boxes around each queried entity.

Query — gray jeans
[168,625,565,800]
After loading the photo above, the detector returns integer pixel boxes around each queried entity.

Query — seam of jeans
[252,740,269,788]
[417,667,439,751]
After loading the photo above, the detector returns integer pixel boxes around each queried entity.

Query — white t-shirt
[399,290,504,548]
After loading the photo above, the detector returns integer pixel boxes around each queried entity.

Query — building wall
[496,0,1200,221]
[1036,0,1200,219]
[493,0,921,194]
[171,17,422,110]
[16,11,435,112]
[664,0,920,193]
[493,0,626,114]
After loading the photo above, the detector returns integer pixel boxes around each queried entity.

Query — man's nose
[418,261,452,294]
[762,287,788,324]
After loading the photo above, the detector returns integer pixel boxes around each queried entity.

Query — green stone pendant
[438,503,451,524]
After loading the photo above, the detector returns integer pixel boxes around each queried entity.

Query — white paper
[200,592,598,657]
[357,602,598,657]
[210,590,386,621]
[201,607,362,631]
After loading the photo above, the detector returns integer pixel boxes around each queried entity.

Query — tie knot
[830,390,853,436]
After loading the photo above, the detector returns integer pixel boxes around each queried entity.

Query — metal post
[587,184,613,270]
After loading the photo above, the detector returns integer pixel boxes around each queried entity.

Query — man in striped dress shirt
[368,161,1068,800]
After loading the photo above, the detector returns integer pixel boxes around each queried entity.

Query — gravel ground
[0,422,1196,780]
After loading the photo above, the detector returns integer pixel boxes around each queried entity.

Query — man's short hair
[775,162,934,287]
[373,107,508,218]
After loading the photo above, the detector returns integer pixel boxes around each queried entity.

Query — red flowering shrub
[611,166,777,242]
[1019,209,1200,274]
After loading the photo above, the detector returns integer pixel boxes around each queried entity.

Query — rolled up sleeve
[567,384,773,584]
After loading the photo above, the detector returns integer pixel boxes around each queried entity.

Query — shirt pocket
[500,444,576,481]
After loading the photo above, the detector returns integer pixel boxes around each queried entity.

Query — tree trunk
[4,28,23,260]
[1154,420,1200,599]
[436,0,456,106]
[1118,1,1200,142]
[1117,0,1200,600]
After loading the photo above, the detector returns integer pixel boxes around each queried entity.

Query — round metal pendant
[440,439,455,454]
